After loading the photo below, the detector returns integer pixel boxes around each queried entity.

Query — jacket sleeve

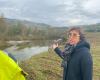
[80,49,93,80]
[54,47,64,59]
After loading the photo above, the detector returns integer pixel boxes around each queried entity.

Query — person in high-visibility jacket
[0,50,28,80]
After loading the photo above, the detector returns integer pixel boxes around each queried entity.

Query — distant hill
[4,18,53,30]
[68,23,100,32]
[0,17,100,41]
[3,18,100,32]
[83,23,100,32]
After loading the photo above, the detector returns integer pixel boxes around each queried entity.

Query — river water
[4,40,51,61]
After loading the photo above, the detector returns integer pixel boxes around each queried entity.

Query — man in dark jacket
[52,27,93,80]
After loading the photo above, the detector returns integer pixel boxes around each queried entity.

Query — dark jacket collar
[75,40,90,50]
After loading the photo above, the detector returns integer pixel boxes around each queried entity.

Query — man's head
[67,27,85,45]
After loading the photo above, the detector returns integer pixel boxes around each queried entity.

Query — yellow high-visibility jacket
[0,50,27,80]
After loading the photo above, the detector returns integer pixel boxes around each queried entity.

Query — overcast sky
[0,0,100,26]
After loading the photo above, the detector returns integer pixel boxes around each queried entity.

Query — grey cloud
[0,0,100,26]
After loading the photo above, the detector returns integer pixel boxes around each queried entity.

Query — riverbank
[20,49,63,80]
[20,45,100,80]
[0,41,12,50]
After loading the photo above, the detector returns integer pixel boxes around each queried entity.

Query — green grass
[20,32,100,80]
[20,50,63,80]
[91,46,100,80]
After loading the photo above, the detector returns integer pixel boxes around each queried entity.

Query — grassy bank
[20,49,63,80]
[0,41,12,50]
[92,46,100,80]
[20,47,100,80]
[20,32,100,80]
